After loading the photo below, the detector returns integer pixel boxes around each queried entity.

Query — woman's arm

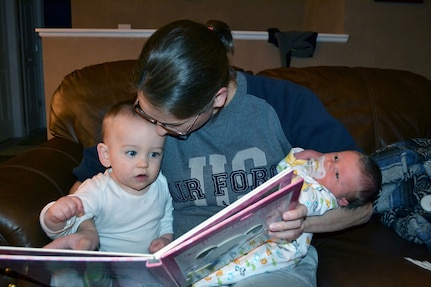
[304,203,373,233]
[69,181,82,194]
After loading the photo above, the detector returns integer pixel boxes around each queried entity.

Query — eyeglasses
[133,99,200,139]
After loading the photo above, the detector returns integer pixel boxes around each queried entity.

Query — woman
[73,19,372,286]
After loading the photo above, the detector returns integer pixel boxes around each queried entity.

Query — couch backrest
[50,61,431,153]
[258,67,431,154]
[50,60,138,147]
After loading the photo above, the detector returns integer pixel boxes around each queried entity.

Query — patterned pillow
[370,138,431,250]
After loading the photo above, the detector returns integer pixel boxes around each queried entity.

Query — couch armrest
[0,137,83,247]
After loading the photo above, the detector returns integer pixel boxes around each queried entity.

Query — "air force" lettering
[171,147,278,206]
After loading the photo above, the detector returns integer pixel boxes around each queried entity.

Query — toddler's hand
[47,196,85,224]
[148,235,172,253]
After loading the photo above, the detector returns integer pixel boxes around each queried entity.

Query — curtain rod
[35,28,349,43]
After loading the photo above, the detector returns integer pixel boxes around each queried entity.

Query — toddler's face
[104,115,165,195]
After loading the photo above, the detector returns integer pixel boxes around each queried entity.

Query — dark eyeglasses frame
[133,99,200,139]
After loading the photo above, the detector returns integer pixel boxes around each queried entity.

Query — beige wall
[71,0,307,31]
[40,0,431,136]
[68,0,430,78]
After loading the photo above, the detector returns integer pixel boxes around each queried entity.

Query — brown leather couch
[1,60,431,286]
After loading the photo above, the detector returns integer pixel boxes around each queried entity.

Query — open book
[0,169,302,287]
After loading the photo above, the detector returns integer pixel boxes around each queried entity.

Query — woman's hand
[43,219,99,251]
[267,203,308,241]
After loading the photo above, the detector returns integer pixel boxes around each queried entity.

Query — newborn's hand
[268,203,307,241]
[295,149,323,160]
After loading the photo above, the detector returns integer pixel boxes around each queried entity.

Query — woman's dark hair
[133,19,234,119]
[347,154,382,208]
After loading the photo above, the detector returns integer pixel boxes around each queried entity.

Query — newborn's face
[312,151,363,201]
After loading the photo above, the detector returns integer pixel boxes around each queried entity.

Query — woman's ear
[337,197,349,207]
[97,143,111,168]
[213,87,228,108]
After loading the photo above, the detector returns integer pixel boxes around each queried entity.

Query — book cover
[0,169,302,286]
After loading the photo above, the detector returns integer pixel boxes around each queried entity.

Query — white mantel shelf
[35,28,349,43]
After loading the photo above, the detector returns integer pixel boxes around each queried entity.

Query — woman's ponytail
[206,20,234,55]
